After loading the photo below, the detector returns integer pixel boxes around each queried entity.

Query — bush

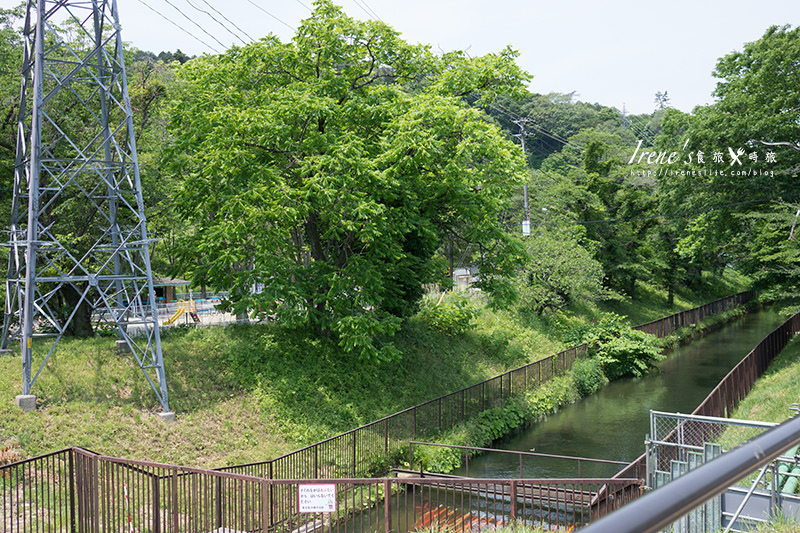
[418,293,480,336]
[586,313,664,380]
[570,357,608,397]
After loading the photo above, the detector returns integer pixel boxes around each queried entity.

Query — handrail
[218,291,754,478]
[581,414,800,533]
[408,441,629,478]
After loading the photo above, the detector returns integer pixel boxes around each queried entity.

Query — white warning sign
[298,484,337,513]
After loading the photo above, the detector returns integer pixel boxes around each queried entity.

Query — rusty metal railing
[0,447,642,532]
[587,311,800,532]
[218,291,755,484]
[408,441,634,480]
[693,311,800,419]
[635,290,755,338]
[0,292,756,532]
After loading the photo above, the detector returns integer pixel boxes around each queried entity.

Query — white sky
[3,0,799,115]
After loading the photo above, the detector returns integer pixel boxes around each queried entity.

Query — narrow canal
[452,307,787,479]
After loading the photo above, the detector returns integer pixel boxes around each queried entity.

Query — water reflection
[453,308,785,478]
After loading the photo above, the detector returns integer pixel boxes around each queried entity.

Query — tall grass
[0,272,750,469]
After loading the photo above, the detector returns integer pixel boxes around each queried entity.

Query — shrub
[418,293,480,336]
[586,313,664,380]
[570,357,608,397]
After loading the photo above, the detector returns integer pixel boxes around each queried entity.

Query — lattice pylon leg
[2,0,172,416]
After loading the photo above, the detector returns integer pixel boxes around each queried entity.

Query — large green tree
[0,6,22,205]
[656,25,800,299]
[536,129,659,297]
[166,1,530,361]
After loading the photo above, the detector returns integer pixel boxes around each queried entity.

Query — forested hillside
[0,4,797,380]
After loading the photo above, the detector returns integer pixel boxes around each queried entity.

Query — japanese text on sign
[298,484,337,513]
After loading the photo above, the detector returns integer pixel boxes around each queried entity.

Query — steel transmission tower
[2,0,173,418]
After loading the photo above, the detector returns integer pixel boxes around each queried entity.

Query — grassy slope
[0,271,749,469]
[715,327,800,533]
[729,335,800,425]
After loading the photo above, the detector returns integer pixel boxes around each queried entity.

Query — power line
[135,0,221,52]
[351,0,382,21]
[160,0,227,51]
[200,0,256,41]
[242,0,295,32]
[186,0,250,45]
[490,102,584,152]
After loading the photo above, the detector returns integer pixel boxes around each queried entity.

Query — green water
[453,307,787,479]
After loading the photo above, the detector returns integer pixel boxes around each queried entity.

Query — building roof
[152,277,191,287]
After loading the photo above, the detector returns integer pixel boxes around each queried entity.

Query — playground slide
[164,300,202,325]
[164,307,183,325]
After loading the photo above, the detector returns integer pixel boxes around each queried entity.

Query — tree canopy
[166,0,531,360]
[656,25,800,300]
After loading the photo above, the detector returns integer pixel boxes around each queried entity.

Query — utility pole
[513,118,533,236]
[3,0,174,420]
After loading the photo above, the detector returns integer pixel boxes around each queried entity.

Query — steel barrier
[0,447,642,532]
[0,291,756,531]
[218,291,754,483]
[589,311,800,531]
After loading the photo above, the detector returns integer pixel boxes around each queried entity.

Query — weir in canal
[452,307,787,479]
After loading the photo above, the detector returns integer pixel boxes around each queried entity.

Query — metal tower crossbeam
[3,0,172,415]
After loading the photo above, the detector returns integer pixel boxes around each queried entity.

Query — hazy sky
[3,0,798,115]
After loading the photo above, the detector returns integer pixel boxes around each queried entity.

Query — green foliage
[654,25,800,303]
[517,225,614,315]
[414,374,581,473]
[472,399,528,443]
[166,0,530,361]
[570,357,608,397]
[417,293,480,336]
[535,128,659,298]
[586,313,664,380]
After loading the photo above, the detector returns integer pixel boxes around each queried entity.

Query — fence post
[509,480,517,522]
[92,456,99,533]
[171,467,179,532]
[216,476,223,529]
[353,432,357,477]
[261,479,269,533]
[384,479,392,533]
[153,473,161,533]
[269,462,274,528]
[68,449,76,533]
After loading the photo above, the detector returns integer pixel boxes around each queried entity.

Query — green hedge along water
[453,308,786,479]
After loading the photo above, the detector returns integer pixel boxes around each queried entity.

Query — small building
[152,277,191,304]
[452,267,479,291]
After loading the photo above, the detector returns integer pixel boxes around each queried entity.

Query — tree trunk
[60,284,94,338]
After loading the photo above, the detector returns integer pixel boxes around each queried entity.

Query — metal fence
[692,310,800,420]
[407,441,636,480]
[217,291,754,484]
[0,291,756,531]
[617,311,800,489]
[0,446,642,532]
[584,310,800,532]
[635,291,755,338]
[216,343,590,483]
